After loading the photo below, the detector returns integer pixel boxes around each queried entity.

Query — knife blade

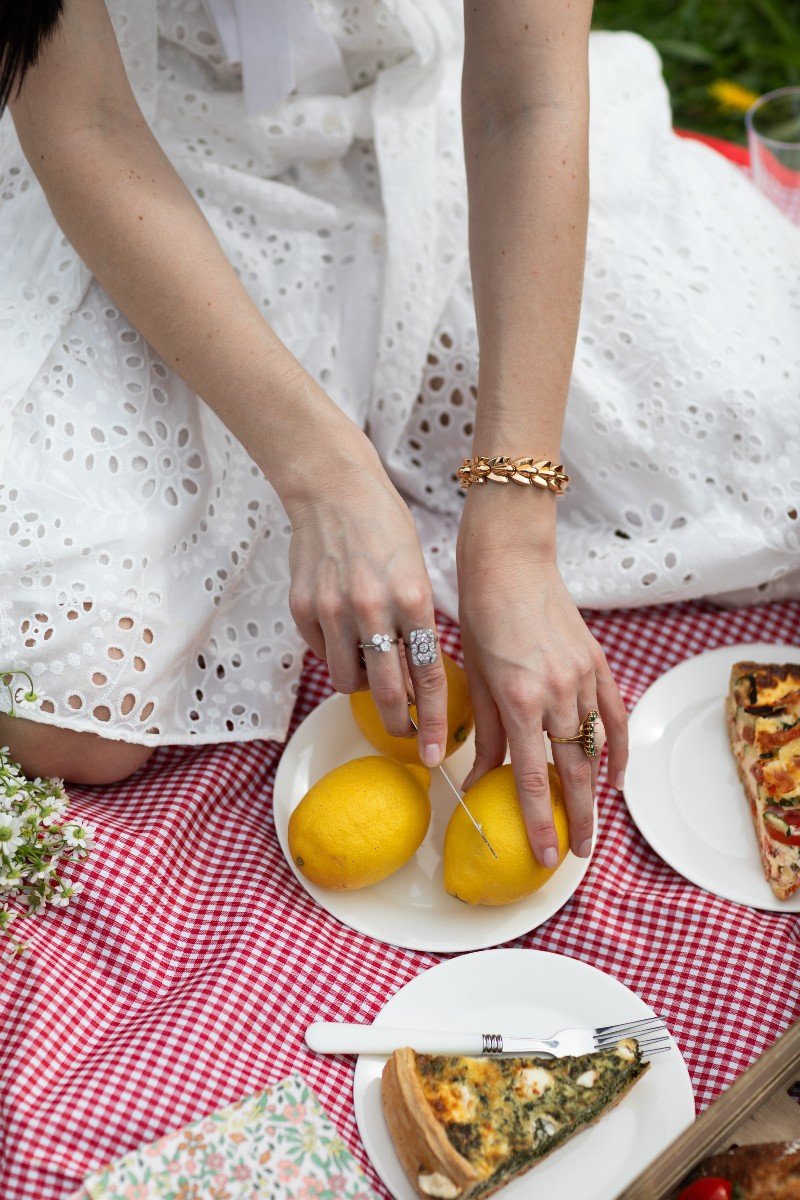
[407,700,497,858]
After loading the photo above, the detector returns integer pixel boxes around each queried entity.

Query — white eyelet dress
[1,0,799,746]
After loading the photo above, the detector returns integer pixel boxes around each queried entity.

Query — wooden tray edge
[616,1019,800,1199]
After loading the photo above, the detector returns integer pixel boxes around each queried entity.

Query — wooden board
[617,1021,800,1199]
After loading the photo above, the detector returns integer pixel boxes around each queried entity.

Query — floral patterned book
[72,1074,377,1200]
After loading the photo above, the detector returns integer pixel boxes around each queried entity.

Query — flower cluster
[0,674,94,960]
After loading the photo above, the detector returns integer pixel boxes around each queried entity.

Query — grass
[591,0,800,142]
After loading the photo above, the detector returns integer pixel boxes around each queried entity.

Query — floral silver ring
[406,627,438,667]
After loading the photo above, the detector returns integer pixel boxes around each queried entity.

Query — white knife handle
[305,1023,485,1056]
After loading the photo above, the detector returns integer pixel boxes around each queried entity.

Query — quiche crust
[726,661,800,901]
[382,1047,479,1198]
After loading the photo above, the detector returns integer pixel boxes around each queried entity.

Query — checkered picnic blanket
[2,595,800,1200]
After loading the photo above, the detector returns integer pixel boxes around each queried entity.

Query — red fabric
[674,127,751,168]
[2,598,800,1199]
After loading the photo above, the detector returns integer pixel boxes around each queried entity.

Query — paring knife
[406,702,497,859]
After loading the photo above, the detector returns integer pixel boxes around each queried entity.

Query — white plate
[353,949,694,1200]
[625,641,800,912]
[273,693,591,953]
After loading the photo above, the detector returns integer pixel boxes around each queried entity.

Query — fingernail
[615,771,625,791]
[578,839,593,859]
[422,742,442,768]
[542,847,558,870]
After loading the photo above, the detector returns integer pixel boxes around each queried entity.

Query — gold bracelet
[457,455,570,494]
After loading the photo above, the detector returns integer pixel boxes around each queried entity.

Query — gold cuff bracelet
[457,456,570,495]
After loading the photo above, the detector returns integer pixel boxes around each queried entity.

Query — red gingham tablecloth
[2,597,800,1200]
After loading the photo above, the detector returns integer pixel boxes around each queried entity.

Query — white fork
[306,1015,671,1059]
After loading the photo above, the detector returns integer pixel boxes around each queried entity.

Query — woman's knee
[0,713,155,785]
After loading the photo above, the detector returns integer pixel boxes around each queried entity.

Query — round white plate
[353,949,694,1200]
[625,641,800,911]
[273,693,591,953]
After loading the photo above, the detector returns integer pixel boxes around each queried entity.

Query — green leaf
[655,38,716,65]
[747,0,800,46]
[745,42,800,71]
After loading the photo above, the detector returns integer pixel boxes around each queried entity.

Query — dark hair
[0,1,65,113]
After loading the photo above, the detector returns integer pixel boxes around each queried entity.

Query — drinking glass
[746,85,800,225]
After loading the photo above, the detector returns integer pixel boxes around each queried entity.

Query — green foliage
[591,0,800,142]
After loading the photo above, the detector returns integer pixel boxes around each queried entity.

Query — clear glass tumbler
[746,85,800,225]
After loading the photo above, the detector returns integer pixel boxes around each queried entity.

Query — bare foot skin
[0,714,155,785]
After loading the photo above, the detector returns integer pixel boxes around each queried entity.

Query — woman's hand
[283,427,449,768]
[456,488,628,867]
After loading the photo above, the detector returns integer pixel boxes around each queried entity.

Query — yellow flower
[708,79,760,113]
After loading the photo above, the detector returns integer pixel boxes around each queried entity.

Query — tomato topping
[765,806,800,846]
[677,1178,732,1200]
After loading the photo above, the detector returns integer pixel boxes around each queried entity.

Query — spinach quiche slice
[381,1038,649,1199]
[726,661,800,901]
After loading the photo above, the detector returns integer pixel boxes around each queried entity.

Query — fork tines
[594,1015,670,1059]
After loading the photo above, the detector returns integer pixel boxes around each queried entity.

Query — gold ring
[549,709,600,758]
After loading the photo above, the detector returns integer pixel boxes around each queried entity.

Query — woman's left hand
[456,491,628,868]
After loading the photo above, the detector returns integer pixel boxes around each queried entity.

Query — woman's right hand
[282,428,450,769]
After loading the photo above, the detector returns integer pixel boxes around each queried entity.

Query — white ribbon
[203,0,350,115]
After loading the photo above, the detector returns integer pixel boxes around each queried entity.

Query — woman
[0,1,796,869]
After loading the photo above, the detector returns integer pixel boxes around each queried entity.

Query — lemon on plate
[288,755,431,891]
[349,651,474,765]
[444,763,570,905]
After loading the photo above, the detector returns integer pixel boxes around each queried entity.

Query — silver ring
[357,633,401,654]
[407,627,438,667]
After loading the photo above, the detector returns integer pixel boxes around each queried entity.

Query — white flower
[62,821,96,852]
[12,687,38,712]
[27,858,57,884]
[51,878,83,908]
[38,795,68,826]
[2,940,24,962]
[0,814,24,859]
[0,863,23,889]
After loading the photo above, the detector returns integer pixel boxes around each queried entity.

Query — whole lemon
[349,652,474,765]
[288,755,431,891]
[443,763,570,905]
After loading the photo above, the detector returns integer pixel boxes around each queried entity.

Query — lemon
[443,763,570,906]
[288,755,431,891]
[349,651,474,765]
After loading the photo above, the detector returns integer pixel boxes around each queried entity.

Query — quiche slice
[381,1039,649,1199]
[726,661,800,901]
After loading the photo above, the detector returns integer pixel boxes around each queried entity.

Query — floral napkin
[70,1074,378,1200]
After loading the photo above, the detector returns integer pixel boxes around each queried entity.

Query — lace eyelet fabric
[1,2,799,747]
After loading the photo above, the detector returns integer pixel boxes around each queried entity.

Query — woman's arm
[8,0,352,505]
[456,0,628,864]
[6,0,451,764]
[461,0,591,524]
